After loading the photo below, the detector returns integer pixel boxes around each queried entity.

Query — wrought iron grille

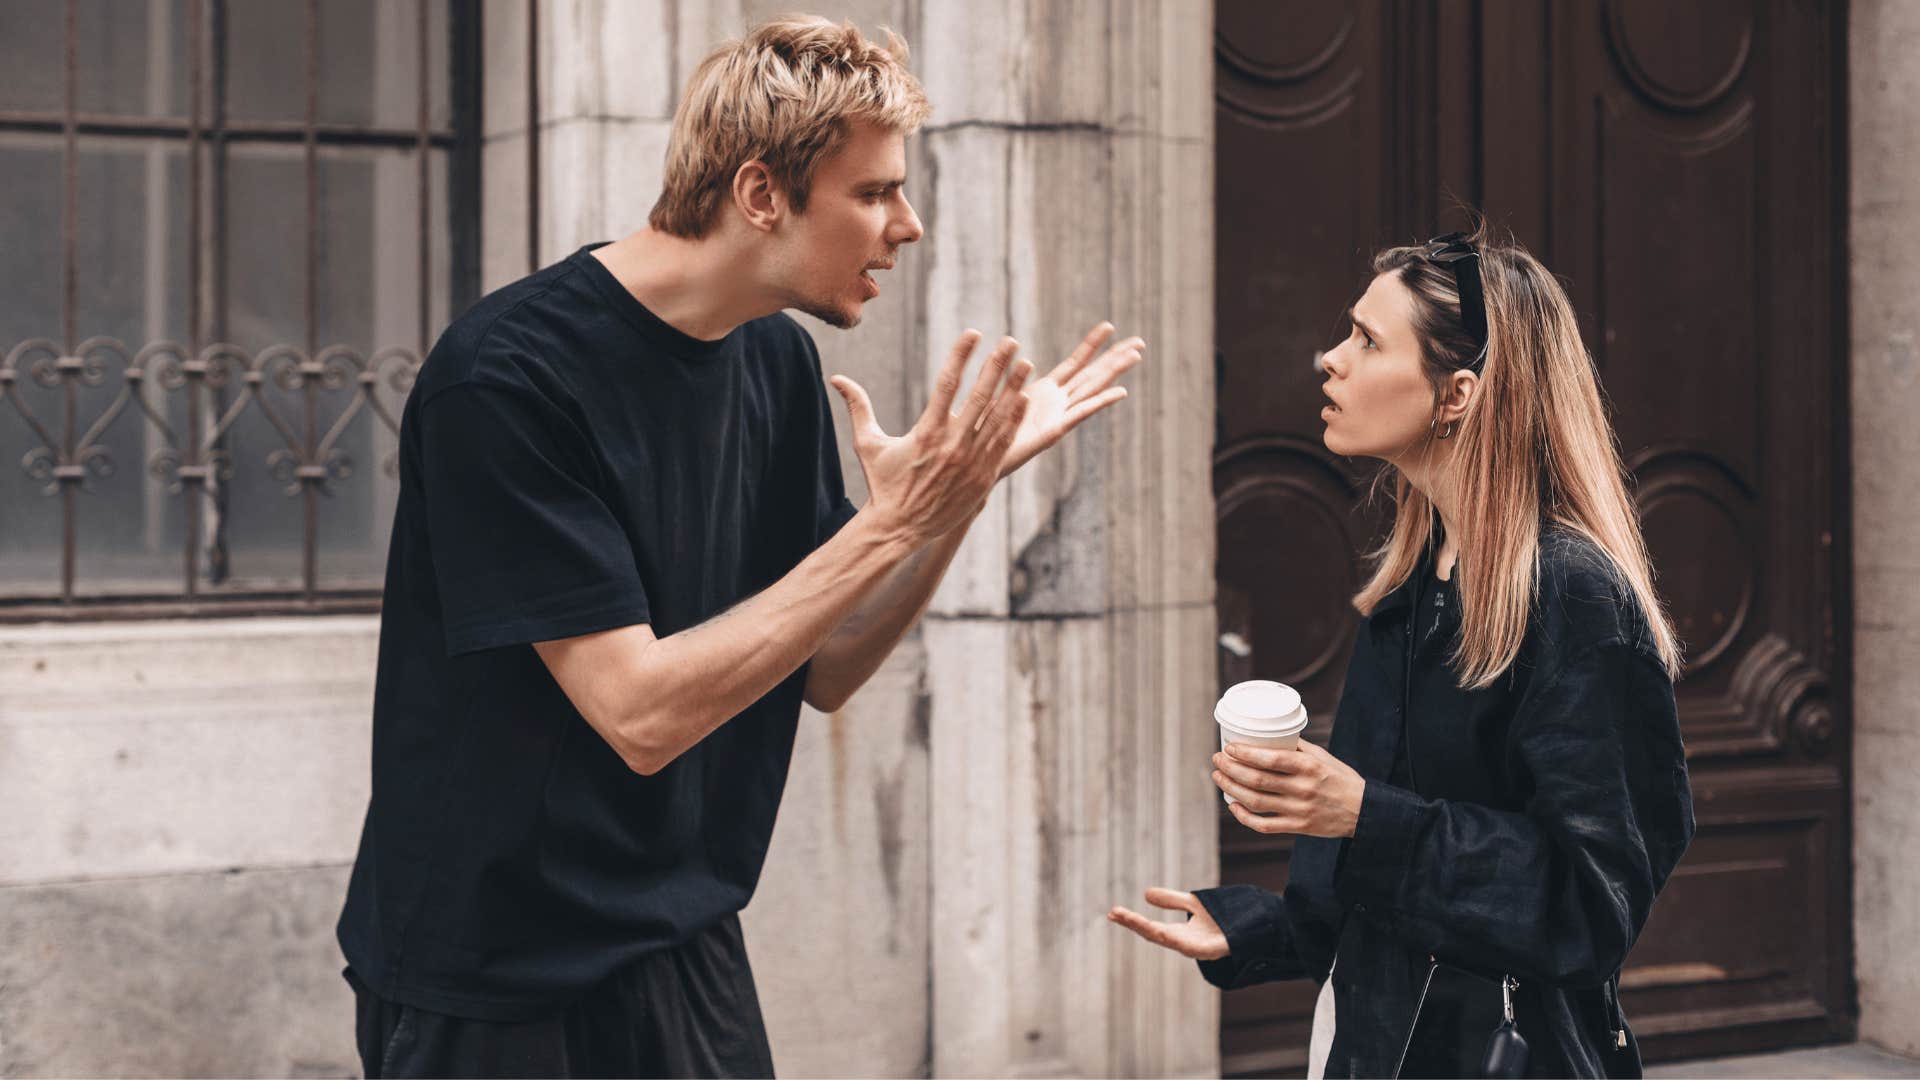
[0,0,480,620]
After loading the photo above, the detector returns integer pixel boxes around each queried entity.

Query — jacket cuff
[1335,779,1427,915]
[1192,884,1287,989]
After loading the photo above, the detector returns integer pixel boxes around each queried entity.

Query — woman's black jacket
[1193,531,1695,1077]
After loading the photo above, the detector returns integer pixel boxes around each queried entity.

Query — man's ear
[731,160,783,233]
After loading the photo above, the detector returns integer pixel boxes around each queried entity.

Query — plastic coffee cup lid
[1215,680,1305,731]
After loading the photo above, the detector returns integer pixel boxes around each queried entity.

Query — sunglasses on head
[1422,232,1489,371]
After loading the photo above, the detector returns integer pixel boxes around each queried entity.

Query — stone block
[917,0,1108,127]
[480,134,532,292]
[1853,566,1920,737]
[927,615,1119,1076]
[1853,724,1920,1058]
[1104,132,1216,612]
[674,1,749,105]
[1852,3,1920,200]
[537,0,675,124]
[0,864,357,1078]
[0,618,376,886]
[536,116,674,263]
[482,0,529,139]
[920,125,1016,617]
[1102,601,1222,1077]
[923,610,1217,1077]
[746,637,931,1077]
[922,616,1015,1075]
[1851,0,1920,1057]
[1005,130,1116,617]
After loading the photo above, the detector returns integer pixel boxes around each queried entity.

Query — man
[335,14,1142,1077]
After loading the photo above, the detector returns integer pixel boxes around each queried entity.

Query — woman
[1110,225,1694,1077]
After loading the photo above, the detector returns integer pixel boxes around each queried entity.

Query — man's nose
[892,197,925,245]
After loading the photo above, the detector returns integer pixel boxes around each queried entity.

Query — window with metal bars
[0,0,480,619]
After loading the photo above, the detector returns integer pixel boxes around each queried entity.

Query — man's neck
[590,227,781,342]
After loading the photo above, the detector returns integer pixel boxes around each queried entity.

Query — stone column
[1850,0,1920,1061]
[480,0,728,284]
[913,3,1218,1075]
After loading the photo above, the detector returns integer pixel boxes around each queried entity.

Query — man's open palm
[999,322,1143,477]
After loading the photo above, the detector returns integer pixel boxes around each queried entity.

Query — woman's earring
[1434,419,1457,441]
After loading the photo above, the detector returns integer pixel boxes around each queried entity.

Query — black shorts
[346,914,776,1078]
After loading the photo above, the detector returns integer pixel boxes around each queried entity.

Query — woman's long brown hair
[1352,223,1684,687]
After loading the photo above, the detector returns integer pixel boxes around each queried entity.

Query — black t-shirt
[336,244,856,1021]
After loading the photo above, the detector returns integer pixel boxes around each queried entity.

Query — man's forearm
[559,508,918,772]
[803,507,979,712]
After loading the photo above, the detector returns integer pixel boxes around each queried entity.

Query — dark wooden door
[1213,2,1850,1073]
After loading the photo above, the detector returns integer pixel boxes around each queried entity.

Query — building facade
[1,1,1914,1075]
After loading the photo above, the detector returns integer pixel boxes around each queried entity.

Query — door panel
[1214,2,1849,1071]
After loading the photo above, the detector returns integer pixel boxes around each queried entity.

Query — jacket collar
[1370,540,1439,619]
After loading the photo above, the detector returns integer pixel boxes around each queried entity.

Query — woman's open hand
[1108,888,1229,960]
[1213,739,1367,839]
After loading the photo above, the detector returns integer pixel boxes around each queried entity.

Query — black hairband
[1422,232,1489,370]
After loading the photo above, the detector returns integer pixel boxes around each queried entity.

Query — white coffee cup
[1213,680,1310,804]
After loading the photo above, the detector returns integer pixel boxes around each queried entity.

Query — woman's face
[1319,272,1439,461]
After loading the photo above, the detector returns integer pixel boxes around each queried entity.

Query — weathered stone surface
[480,133,533,291]
[1852,727,1920,1059]
[481,0,530,139]
[536,116,674,264]
[1852,0,1920,1058]
[920,125,1017,618]
[746,637,931,1078]
[1104,131,1216,613]
[1004,130,1117,618]
[537,0,675,124]
[0,619,376,886]
[1101,602,1222,1076]
[1113,0,1212,142]
[924,609,1218,1078]
[917,0,1109,128]
[0,864,358,1079]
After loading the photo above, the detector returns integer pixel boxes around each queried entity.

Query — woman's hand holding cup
[1214,739,1367,839]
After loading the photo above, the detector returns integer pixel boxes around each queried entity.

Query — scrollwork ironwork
[3,334,421,600]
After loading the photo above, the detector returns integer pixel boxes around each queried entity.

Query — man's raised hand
[999,321,1143,478]
[830,330,1033,545]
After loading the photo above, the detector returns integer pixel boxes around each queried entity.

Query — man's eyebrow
[854,177,906,191]
[1346,307,1383,343]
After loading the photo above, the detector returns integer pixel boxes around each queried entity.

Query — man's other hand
[1000,321,1143,478]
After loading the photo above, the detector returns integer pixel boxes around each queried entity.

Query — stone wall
[1849,0,1920,1060]
[0,619,375,1077]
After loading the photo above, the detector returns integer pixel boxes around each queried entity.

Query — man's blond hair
[649,15,931,238]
